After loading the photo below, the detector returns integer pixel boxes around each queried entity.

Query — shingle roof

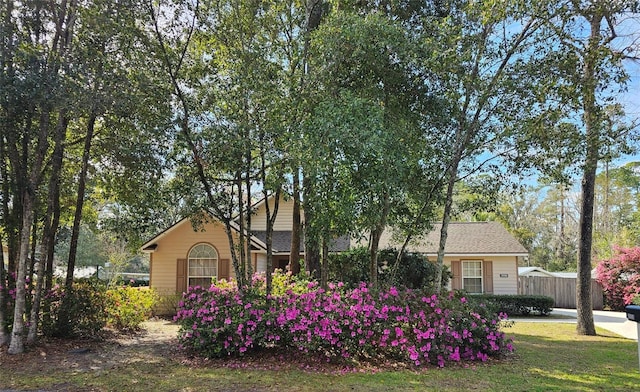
[375,222,528,255]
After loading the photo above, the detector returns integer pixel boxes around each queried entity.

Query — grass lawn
[1,321,638,391]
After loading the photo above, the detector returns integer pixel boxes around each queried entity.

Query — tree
[593,161,640,259]
[526,0,640,335]
[0,0,80,354]
[419,0,553,291]
[304,4,441,288]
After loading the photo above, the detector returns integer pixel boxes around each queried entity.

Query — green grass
[1,322,639,391]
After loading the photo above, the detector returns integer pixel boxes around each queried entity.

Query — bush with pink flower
[175,276,513,368]
[595,246,640,310]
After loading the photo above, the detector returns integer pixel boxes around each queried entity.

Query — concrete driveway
[514,308,638,340]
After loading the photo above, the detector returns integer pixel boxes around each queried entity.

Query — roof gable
[141,214,267,252]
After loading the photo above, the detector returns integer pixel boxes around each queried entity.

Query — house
[369,222,528,295]
[518,266,558,278]
[518,267,597,279]
[142,198,528,302]
[141,196,349,299]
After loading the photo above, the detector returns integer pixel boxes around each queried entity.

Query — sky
[614,14,640,167]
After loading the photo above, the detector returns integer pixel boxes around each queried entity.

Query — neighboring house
[518,266,558,278]
[369,222,528,295]
[142,197,528,301]
[518,267,597,279]
[518,266,604,309]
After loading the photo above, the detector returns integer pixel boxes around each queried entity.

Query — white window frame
[187,243,218,287]
[462,260,483,294]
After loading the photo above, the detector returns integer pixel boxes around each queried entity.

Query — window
[462,260,483,294]
[188,243,218,287]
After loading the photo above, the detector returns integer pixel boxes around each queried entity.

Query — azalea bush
[595,246,640,310]
[42,279,108,338]
[105,286,158,331]
[175,279,513,367]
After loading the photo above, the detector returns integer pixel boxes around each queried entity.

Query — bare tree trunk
[302,176,320,279]
[8,105,52,354]
[28,111,66,344]
[263,188,280,298]
[369,191,390,289]
[289,171,302,275]
[0,235,8,346]
[577,147,597,335]
[8,193,35,354]
[65,112,88,289]
[236,175,247,286]
[576,11,602,337]
[320,237,328,290]
[435,156,459,293]
[56,112,87,335]
[0,130,11,346]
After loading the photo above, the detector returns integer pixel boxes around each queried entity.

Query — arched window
[188,243,218,287]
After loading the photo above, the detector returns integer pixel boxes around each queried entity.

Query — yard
[0,319,638,391]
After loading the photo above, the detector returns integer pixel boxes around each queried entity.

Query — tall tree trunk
[236,175,247,286]
[576,13,602,337]
[263,188,280,298]
[0,134,11,346]
[302,175,320,279]
[369,191,390,289]
[295,0,325,280]
[57,112,87,335]
[0,235,8,346]
[8,106,51,354]
[289,170,302,275]
[8,192,35,354]
[435,153,460,293]
[320,237,328,290]
[245,133,253,281]
[65,112,88,289]
[28,111,66,344]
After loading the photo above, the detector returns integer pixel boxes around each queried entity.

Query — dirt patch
[0,318,180,374]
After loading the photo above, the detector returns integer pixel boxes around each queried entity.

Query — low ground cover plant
[175,274,513,368]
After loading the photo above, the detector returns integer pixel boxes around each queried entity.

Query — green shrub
[105,286,158,331]
[471,294,554,316]
[328,246,451,290]
[632,295,640,306]
[42,279,107,338]
[378,248,451,291]
[327,246,369,287]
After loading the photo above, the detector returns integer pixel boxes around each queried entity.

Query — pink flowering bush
[176,278,513,367]
[595,246,640,310]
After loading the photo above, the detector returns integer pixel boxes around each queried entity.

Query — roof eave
[423,252,529,258]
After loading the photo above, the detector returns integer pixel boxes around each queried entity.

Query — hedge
[472,294,554,316]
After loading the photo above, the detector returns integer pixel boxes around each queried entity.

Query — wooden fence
[518,276,604,310]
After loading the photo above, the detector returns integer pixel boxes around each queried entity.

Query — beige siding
[251,196,299,231]
[256,254,267,273]
[490,256,518,294]
[444,256,518,295]
[150,218,236,295]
